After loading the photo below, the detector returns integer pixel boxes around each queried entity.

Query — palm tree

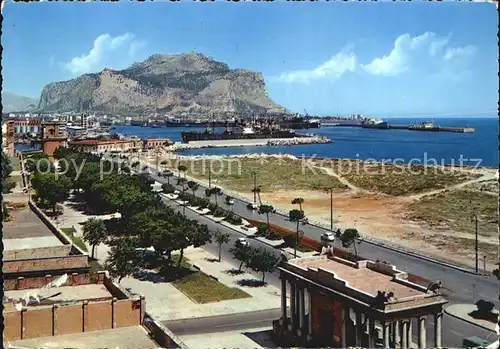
[291,197,304,212]
[160,160,168,172]
[225,195,234,212]
[252,187,263,206]
[212,187,223,207]
[178,164,187,179]
[187,180,199,196]
[213,230,230,262]
[340,228,361,260]
[258,204,274,229]
[289,209,305,258]
[164,171,173,185]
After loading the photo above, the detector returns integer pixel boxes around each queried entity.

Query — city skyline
[2,2,498,117]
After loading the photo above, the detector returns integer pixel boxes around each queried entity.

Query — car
[227,199,235,205]
[321,232,335,242]
[173,190,180,194]
[235,237,250,248]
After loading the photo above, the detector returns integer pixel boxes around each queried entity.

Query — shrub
[283,234,297,248]
[493,268,500,280]
[162,183,175,194]
[256,224,269,236]
[198,198,210,209]
[475,299,495,315]
[224,213,243,225]
[213,207,227,217]
[208,203,218,212]
[266,230,282,240]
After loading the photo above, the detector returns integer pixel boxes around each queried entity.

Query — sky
[2,1,498,117]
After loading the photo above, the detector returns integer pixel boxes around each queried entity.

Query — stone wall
[3,245,72,260]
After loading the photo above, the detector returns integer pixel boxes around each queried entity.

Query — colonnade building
[273,255,448,348]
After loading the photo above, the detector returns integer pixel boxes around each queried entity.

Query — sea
[17,117,499,167]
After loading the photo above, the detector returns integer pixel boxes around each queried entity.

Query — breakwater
[322,123,475,133]
[166,136,331,151]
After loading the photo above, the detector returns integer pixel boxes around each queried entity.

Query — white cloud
[444,45,477,60]
[362,32,476,77]
[277,50,357,84]
[63,33,143,75]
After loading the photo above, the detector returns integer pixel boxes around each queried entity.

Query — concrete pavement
[445,303,498,332]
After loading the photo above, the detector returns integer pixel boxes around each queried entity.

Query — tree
[340,228,361,259]
[25,152,53,174]
[246,248,280,283]
[230,245,254,272]
[252,187,262,205]
[187,180,200,196]
[31,173,72,213]
[211,187,223,207]
[160,160,168,172]
[164,170,173,185]
[178,164,187,179]
[289,209,305,258]
[258,204,274,228]
[1,152,15,193]
[291,197,304,211]
[213,230,230,262]
[104,238,140,283]
[82,218,107,258]
[176,221,211,267]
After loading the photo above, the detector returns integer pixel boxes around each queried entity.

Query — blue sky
[2,2,498,117]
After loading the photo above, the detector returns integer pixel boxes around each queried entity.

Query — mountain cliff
[38,52,284,117]
[1,92,38,113]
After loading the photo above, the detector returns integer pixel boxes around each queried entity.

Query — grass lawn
[407,189,498,237]
[172,271,250,304]
[61,227,88,252]
[169,157,347,192]
[312,159,480,196]
[170,253,250,304]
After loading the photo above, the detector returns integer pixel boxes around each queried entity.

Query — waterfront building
[2,120,15,156]
[37,122,68,159]
[273,255,447,348]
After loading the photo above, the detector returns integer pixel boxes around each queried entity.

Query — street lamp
[472,213,478,273]
[324,188,334,231]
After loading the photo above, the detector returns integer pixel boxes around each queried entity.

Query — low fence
[4,272,90,291]
[28,200,88,256]
[3,255,89,274]
[143,314,189,349]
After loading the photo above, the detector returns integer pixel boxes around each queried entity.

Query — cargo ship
[181,123,307,143]
[361,118,389,129]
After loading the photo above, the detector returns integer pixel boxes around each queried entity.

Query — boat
[361,118,388,129]
[408,121,440,131]
[181,123,306,143]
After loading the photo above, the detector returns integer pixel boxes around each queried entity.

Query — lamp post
[472,213,478,273]
[252,172,257,205]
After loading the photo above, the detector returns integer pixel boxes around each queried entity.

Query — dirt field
[146,152,499,270]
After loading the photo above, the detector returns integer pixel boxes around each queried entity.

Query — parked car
[235,237,250,248]
[321,232,335,242]
[227,199,235,205]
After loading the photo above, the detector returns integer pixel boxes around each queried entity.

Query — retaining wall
[3,295,145,341]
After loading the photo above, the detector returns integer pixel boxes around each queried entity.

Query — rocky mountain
[1,92,38,113]
[38,52,284,117]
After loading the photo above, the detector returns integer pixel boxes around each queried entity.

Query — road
[160,190,495,347]
[146,166,499,305]
[115,159,498,345]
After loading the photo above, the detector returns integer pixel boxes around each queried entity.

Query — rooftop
[4,284,112,309]
[285,255,447,311]
[2,208,63,251]
[291,257,424,299]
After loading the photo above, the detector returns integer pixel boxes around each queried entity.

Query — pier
[321,123,475,133]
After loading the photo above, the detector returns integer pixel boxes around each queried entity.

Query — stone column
[307,288,313,340]
[355,312,363,347]
[341,306,348,348]
[383,322,390,348]
[434,312,442,348]
[300,287,305,332]
[407,318,412,348]
[290,282,296,331]
[368,317,376,348]
[392,321,399,348]
[418,316,426,349]
[401,321,408,349]
[298,288,304,335]
[281,278,287,324]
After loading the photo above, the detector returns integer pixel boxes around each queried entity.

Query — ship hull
[361,122,388,129]
[181,131,305,143]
